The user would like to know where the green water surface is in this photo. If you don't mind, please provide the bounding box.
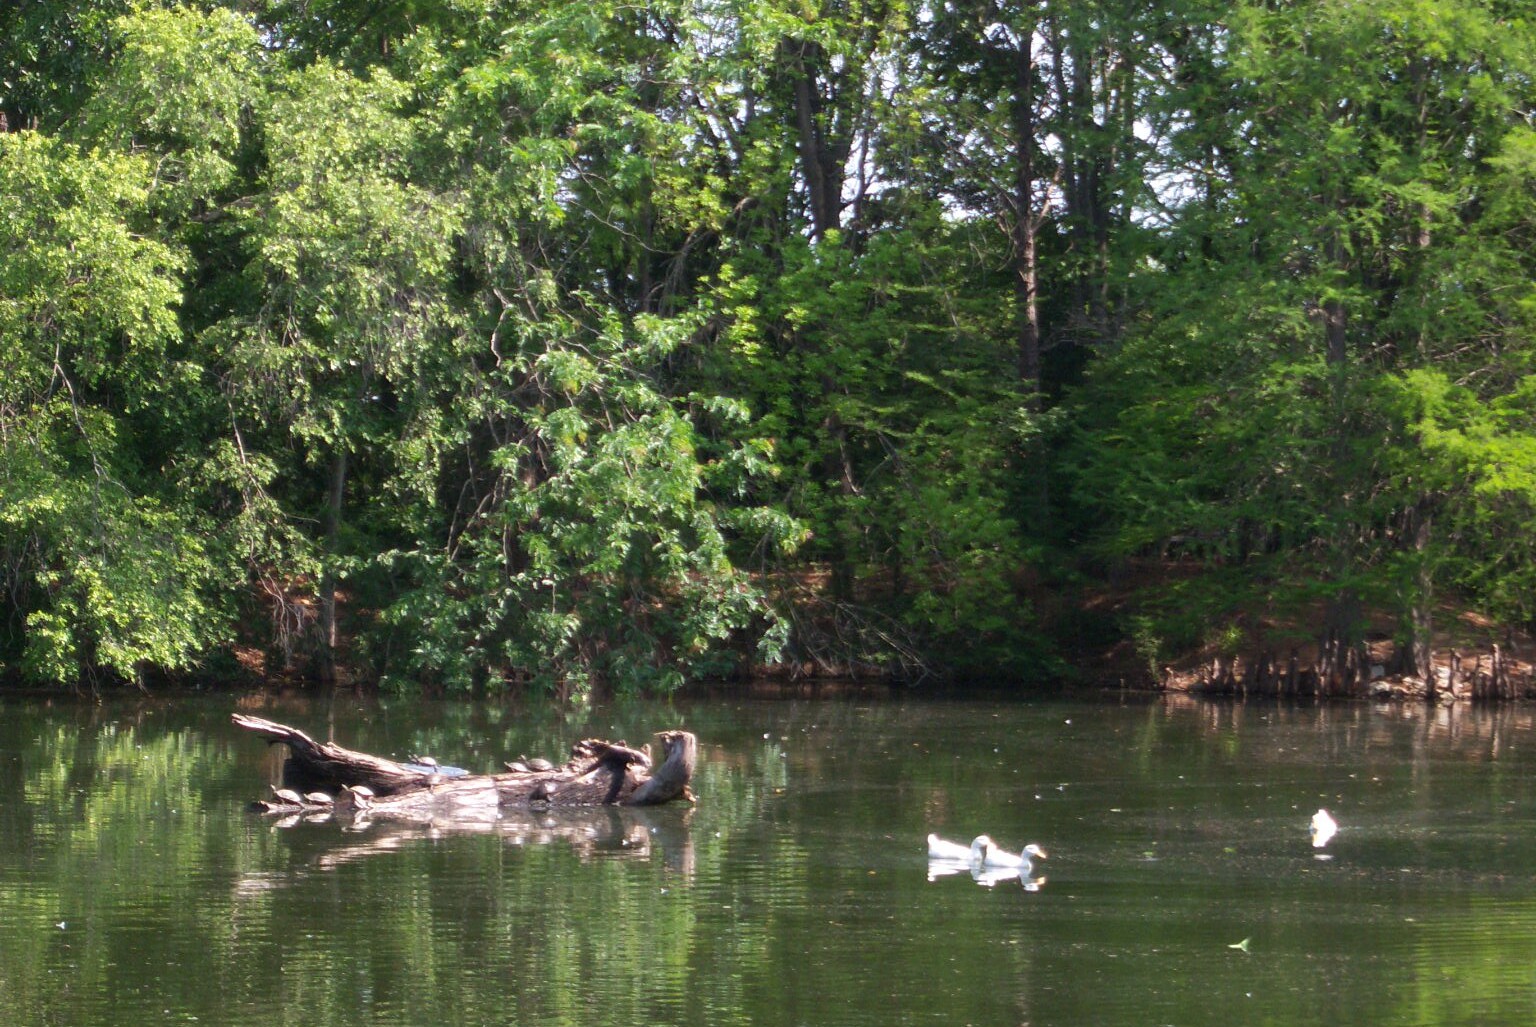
[2,693,1534,1026]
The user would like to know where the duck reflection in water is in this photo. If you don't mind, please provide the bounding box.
[926,859,1048,890]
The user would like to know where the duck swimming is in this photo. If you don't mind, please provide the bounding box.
[975,836,1049,870]
[927,833,988,863]
[1310,809,1338,848]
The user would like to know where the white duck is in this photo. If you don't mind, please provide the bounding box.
[927,833,988,863]
[975,836,1049,870]
[1310,809,1338,848]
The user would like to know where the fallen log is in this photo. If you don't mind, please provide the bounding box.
[232,714,697,821]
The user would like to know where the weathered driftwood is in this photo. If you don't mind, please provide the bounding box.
[233,713,696,821]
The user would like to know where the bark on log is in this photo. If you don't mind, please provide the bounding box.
[233,714,697,821]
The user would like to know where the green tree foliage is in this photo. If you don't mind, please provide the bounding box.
[0,0,153,131]
[0,132,227,686]
[5,0,1536,693]
[1070,0,1536,669]
[377,308,800,698]
[364,1,805,695]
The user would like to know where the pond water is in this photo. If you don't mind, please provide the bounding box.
[3,691,1536,1026]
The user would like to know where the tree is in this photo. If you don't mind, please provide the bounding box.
[0,132,227,686]
[342,0,806,695]
[1069,0,1536,686]
[0,0,150,131]
[219,59,462,681]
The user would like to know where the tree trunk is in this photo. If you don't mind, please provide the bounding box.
[316,447,348,685]
[1008,18,1052,527]
[1322,297,1348,366]
[1012,31,1041,394]
[786,39,844,241]
[1408,502,1435,682]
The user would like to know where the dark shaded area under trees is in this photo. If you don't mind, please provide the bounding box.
[4,0,1536,700]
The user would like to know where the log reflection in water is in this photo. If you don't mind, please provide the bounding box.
[240,803,696,886]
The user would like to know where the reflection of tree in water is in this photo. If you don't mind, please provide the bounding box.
[0,709,285,1024]
[20,699,1536,1026]
[1151,692,1536,766]
[221,709,801,1026]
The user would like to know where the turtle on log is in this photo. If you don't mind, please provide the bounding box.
[249,785,335,814]
[233,714,697,822]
